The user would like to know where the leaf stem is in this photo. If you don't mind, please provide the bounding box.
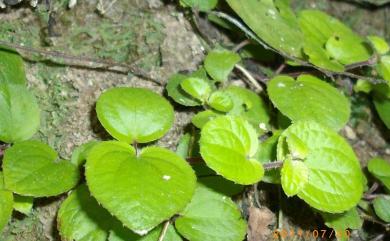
[157,220,170,241]
[235,64,264,92]
[263,161,284,171]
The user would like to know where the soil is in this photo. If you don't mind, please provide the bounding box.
[0,0,389,240]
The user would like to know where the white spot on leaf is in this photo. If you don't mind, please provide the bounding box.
[277,82,286,88]
[163,175,171,181]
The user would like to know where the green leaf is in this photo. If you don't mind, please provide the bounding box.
[277,121,364,213]
[166,74,202,106]
[225,85,270,132]
[181,77,212,102]
[0,172,13,233]
[367,158,390,190]
[200,116,264,184]
[377,55,390,83]
[255,131,281,183]
[0,47,26,85]
[180,0,218,11]
[13,195,33,215]
[226,0,304,58]
[192,110,221,129]
[368,35,389,55]
[204,49,240,82]
[85,141,196,234]
[299,10,371,68]
[208,91,233,112]
[322,208,363,231]
[268,74,350,130]
[373,96,390,129]
[373,195,390,222]
[281,157,309,197]
[198,176,244,196]
[0,83,40,143]
[354,79,373,94]
[96,87,174,143]
[3,140,79,197]
[71,141,99,168]
[175,184,247,241]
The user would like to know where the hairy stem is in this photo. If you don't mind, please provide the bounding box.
[263,161,284,170]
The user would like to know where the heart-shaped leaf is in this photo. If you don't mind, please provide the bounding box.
[85,141,196,234]
[368,158,390,190]
[0,47,26,85]
[268,74,350,131]
[373,195,390,222]
[175,184,247,241]
[96,87,174,144]
[58,184,183,241]
[0,172,13,233]
[0,83,40,143]
[277,121,364,213]
[225,85,270,132]
[3,141,80,197]
[204,49,240,82]
[226,0,304,58]
[200,116,264,184]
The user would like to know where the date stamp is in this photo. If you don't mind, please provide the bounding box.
[273,229,351,239]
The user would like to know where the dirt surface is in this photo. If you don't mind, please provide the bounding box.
[1,0,390,240]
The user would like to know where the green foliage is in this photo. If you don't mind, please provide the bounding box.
[13,195,34,215]
[277,121,364,213]
[96,87,174,144]
[181,77,212,102]
[200,116,264,184]
[368,158,390,190]
[208,91,233,112]
[373,195,390,222]
[192,110,221,128]
[175,184,247,241]
[322,208,363,231]
[0,83,40,143]
[180,0,218,11]
[167,74,203,106]
[281,157,309,197]
[85,141,196,234]
[204,49,241,82]
[2,141,79,197]
[0,172,13,233]
[70,141,99,168]
[367,35,389,55]
[268,74,350,130]
[0,48,26,85]
[255,131,281,183]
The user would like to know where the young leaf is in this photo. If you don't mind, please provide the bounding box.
[13,195,33,215]
[175,184,247,241]
[368,35,389,55]
[277,121,364,213]
[0,172,13,233]
[166,74,202,106]
[71,141,99,168]
[373,96,390,129]
[192,109,221,129]
[180,0,218,11]
[85,141,196,234]
[373,195,390,222]
[0,47,26,85]
[180,77,212,102]
[225,85,270,132]
[367,158,390,190]
[226,0,304,58]
[281,157,309,197]
[96,87,174,144]
[321,208,363,231]
[3,141,80,197]
[208,90,233,112]
[268,74,350,131]
[200,116,264,184]
[0,83,40,143]
[204,49,240,82]
[326,35,372,65]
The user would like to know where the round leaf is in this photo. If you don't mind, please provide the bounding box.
[204,49,240,82]
[200,116,264,184]
[166,74,202,106]
[3,141,80,197]
[0,83,40,143]
[175,184,247,241]
[208,90,233,112]
[0,48,26,85]
[373,195,390,222]
[96,87,174,143]
[277,121,364,213]
[268,74,350,131]
[180,77,212,102]
[281,158,309,197]
[367,158,390,190]
[85,141,196,234]
[0,172,13,233]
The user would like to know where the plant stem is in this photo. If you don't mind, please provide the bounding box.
[232,39,251,52]
[158,220,170,241]
[235,64,263,92]
[263,161,284,170]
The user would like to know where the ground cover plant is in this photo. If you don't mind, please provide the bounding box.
[1,0,390,240]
